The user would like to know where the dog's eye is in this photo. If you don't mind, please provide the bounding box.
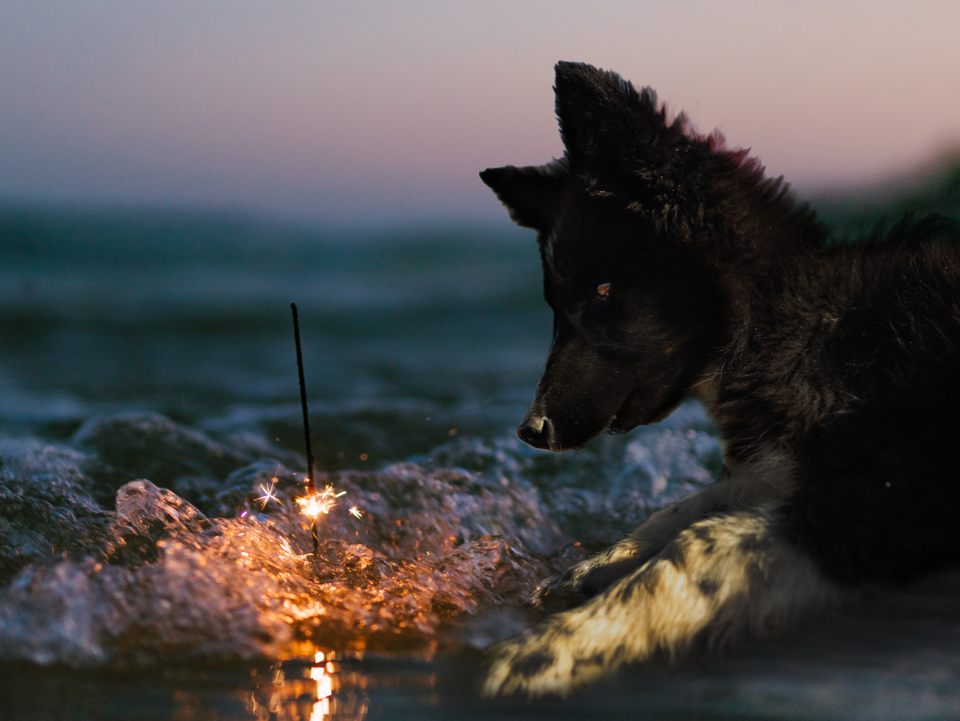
[595,283,611,300]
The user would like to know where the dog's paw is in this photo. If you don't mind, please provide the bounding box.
[532,545,647,610]
[486,505,842,698]
[482,635,565,698]
[481,619,608,698]
[530,565,589,611]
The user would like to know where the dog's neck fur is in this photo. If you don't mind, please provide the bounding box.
[682,170,839,462]
[701,192,960,465]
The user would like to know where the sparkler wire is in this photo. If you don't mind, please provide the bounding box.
[292,302,319,557]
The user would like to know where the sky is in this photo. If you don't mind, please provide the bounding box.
[1,1,959,228]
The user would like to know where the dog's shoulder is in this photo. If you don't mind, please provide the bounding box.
[712,215,960,456]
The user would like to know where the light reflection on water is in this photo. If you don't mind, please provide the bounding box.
[238,647,442,721]
[9,587,960,721]
[309,652,335,721]
[248,650,373,721]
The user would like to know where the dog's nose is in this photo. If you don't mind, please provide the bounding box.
[518,416,552,450]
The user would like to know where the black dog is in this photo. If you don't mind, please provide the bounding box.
[479,61,960,697]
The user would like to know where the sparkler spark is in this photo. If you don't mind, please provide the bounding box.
[296,495,324,518]
[295,481,362,524]
[296,484,343,518]
[255,478,284,509]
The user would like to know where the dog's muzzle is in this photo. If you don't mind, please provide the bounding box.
[517,415,554,450]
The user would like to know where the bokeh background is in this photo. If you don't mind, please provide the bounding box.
[3,4,960,720]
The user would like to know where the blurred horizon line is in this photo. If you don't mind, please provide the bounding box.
[1,144,958,237]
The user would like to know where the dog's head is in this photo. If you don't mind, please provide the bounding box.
[481,62,755,451]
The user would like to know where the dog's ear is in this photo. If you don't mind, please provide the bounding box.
[553,61,724,233]
[480,163,566,231]
[554,61,665,176]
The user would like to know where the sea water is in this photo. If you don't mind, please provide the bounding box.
[2,209,960,720]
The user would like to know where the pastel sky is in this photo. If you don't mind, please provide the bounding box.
[1,1,958,228]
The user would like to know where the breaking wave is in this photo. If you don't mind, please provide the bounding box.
[0,404,722,667]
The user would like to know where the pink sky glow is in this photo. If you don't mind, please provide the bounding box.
[1,1,958,227]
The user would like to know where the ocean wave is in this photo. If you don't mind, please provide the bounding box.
[0,404,721,666]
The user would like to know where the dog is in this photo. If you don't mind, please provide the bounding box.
[478,61,960,698]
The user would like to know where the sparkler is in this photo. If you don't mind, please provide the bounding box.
[292,302,320,557]
[292,304,362,564]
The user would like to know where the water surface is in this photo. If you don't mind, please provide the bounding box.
[2,208,960,719]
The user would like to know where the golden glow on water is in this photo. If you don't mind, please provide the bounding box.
[309,651,333,721]
[242,649,369,721]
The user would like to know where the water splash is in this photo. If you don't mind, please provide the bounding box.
[0,405,722,668]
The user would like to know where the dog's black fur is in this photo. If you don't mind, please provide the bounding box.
[479,61,960,697]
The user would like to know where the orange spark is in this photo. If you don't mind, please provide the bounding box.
[255,478,283,509]
[296,484,346,518]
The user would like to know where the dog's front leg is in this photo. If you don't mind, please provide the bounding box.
[534,445,799,607]
[534,472,733,607]
[488,503,841,698]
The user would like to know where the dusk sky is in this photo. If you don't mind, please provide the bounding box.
[2,1,959,228]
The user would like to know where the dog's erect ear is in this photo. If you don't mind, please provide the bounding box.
[554,61,664,174]
[553,61,729,234]
[480,163,566,231]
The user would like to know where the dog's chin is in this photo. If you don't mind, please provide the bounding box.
[540,415,618,452]
[538,393,673,451]
[534,385,688,452]
[608,387,685,434]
